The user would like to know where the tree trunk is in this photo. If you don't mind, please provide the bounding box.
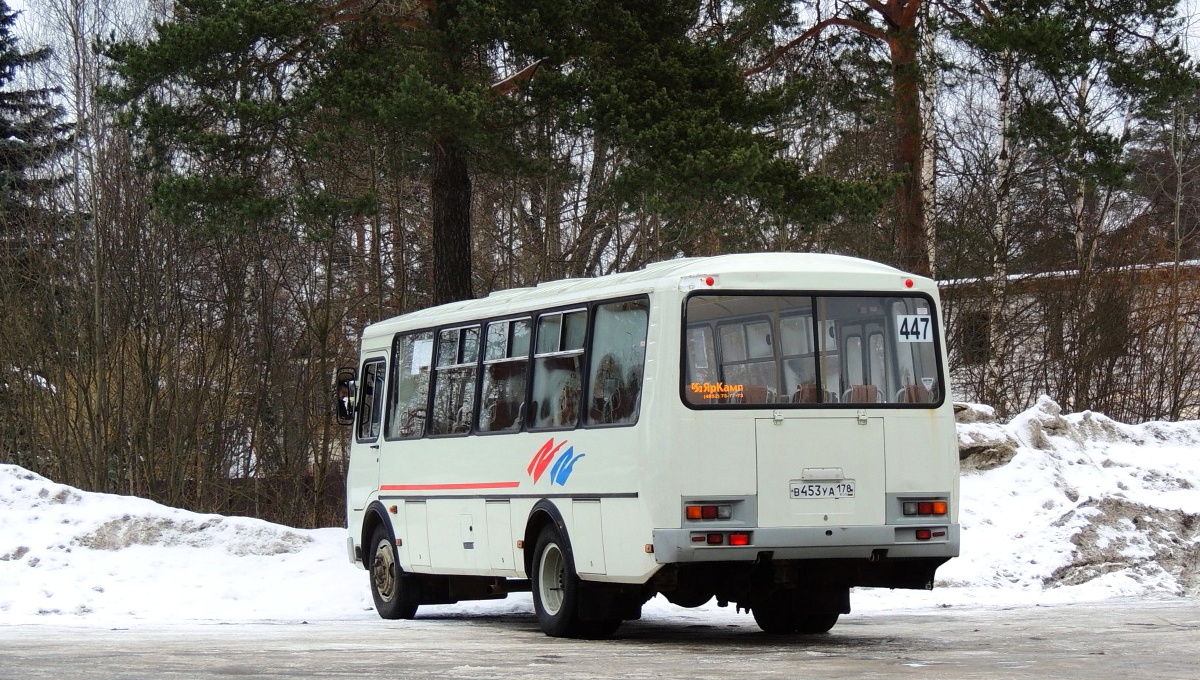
[889,21,930,276]
[919,5,938,274]
[430,137,474,305]
[987,49,1016,410]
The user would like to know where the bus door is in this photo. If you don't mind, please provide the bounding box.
[347,352,388,514]
[755,414,886,529]
[757,298,890,530]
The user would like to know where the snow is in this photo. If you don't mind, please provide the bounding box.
[1,397,1197,628]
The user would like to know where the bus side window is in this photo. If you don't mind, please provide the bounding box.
[587,299,649,425]
[386,331,433,440]
[531,310,586,429]
[357,359,386,442]
[479,318,531,433]
[430,326,481,436]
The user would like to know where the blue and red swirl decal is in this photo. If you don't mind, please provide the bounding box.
[527,438,584,486]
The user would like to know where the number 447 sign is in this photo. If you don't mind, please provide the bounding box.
[896,315,933,343]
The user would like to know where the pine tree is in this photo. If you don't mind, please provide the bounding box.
[0,0,71,237]
[104,0,886,308]
[0,0,72,468]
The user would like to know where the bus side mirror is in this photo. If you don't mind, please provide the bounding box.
[334,367,357,426]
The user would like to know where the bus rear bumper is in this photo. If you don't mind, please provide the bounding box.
[652,524,960,564]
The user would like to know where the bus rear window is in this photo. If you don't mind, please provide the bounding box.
[684,294,942,407]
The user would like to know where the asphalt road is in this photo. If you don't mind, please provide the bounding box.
[1,599,1197,679]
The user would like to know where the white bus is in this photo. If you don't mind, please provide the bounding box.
[337,253,959,638]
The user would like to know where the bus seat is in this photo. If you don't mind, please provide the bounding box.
[792,384,820,404]
[453,400,473,432]
[793,384,839,404]
[402,408,426,437]
[558,384,580,425]
[843,384,883,403]
[741,385,770,404]
[488,399,519,431]
[895,384,931,403]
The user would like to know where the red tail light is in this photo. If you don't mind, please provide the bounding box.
[903,499,949,517]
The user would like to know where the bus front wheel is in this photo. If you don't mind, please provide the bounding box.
[369,524,418,620]
[531,525,619,638]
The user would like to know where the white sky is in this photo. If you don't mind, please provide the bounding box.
[1,397,1197,627]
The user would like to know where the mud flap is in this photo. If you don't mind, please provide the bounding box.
[578,583,648,621]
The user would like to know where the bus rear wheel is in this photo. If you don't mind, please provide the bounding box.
[752,597,839,635]
[369,524,418,620]
[531,525,619,639]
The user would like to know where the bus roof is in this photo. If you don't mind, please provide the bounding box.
[362,252,931,340]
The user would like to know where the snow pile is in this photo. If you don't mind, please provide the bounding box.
[0,466,371,621]
[0,397,1197,625]
[946,396,1200,598]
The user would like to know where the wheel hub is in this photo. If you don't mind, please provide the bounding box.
[538,543,566,615]
[372,541,396,602]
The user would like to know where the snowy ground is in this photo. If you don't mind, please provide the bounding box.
[1,397,1197,627]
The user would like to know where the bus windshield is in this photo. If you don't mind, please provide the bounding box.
[684,294,942,407]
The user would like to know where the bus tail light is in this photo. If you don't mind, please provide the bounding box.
[903,499,948,517]
[913,529,946,541]
[685,504,732,521]
[690,532,753,547]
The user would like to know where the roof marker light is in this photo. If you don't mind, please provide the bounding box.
[679,275,720,291]
[904,278,915,288]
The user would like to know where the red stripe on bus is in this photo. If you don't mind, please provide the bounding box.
[380,482,521,491]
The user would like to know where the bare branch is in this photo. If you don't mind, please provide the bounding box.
[489,59,544,100]
[742,16,889,78]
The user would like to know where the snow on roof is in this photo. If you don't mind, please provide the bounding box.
[939,259,1200,291]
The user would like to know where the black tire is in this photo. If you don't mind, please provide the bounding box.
[531,524,582,637]
[530,525,619,638]
[751,597,798,634]
[752,596,839,635]
[794,610,840,634]
[579,617,622,639]
[369,523,418,620]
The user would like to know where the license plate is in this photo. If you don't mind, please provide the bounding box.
[790,481,855,499]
